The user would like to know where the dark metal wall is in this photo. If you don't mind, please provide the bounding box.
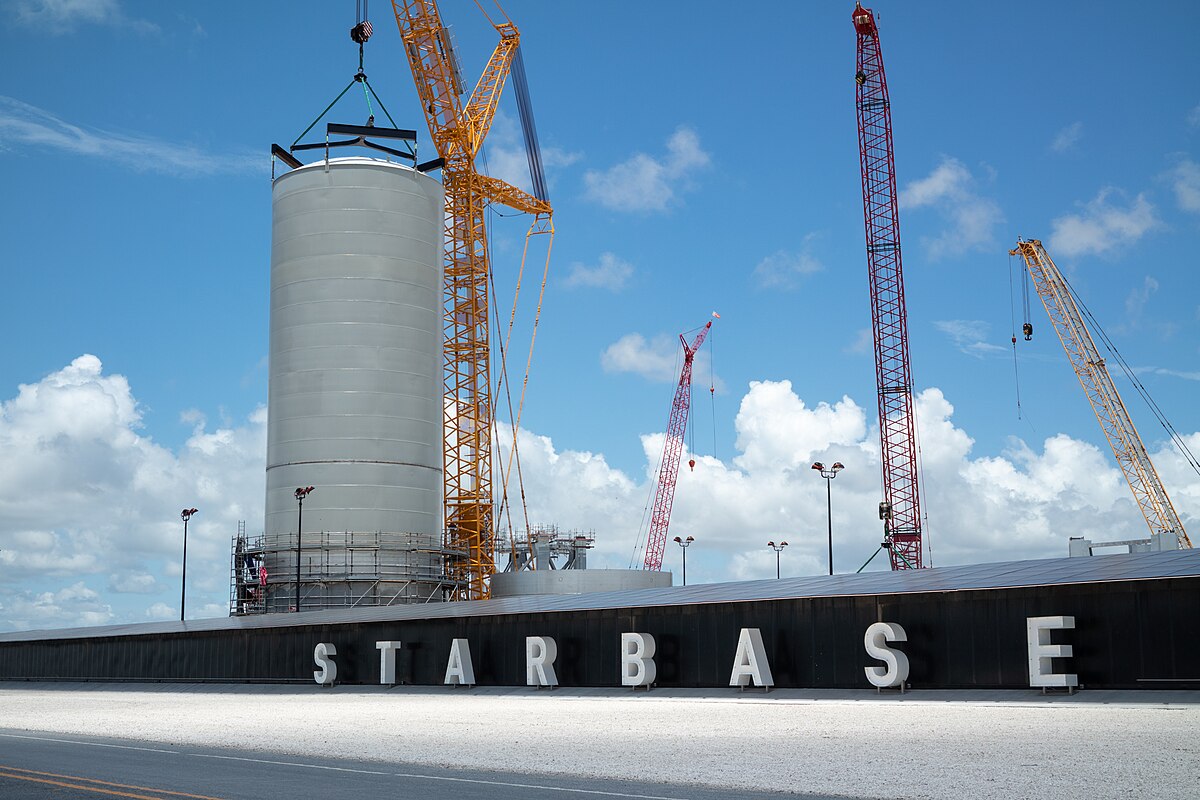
[2,578,1197,689]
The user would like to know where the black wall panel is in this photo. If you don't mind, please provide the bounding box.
[1,578,1197,690]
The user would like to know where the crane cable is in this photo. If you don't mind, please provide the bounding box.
[1007,252,1025,420]
[1060,272,1200,479]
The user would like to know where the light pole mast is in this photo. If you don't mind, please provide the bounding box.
[767,540,789,579]
[180,508,197,622]
[811,462,844,575]
[672,535,694,586]
[293,486,314,611]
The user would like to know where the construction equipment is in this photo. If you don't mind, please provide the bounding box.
[853,4,924,569]
[642,318,714,572]
[1010,239,1191,549]
[391,1,553,599]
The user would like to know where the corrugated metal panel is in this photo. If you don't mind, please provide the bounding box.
[3,549,1198,643]
[263,157,445,608]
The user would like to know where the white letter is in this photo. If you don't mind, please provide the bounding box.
[526,636,559,687]
[1027,616,1077,688]
[864,622,910,688]
[376,641,402,685]
[620,632,657,687]
[729,628,774,688]
[444,638,476,686]
[313,642,337,686]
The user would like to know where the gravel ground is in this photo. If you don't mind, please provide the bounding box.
[0,684,1196,799]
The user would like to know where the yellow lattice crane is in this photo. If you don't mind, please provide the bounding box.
[391,1,553,599]
[1010,239,1191,549]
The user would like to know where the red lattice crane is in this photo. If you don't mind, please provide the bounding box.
[642,319,713,572]
[854,4,923,569]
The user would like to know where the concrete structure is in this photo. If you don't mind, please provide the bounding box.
[260,156,448,611]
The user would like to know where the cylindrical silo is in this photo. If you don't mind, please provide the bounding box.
[263,156,445,611]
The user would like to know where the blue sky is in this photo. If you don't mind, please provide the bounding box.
[0,1,1198,630]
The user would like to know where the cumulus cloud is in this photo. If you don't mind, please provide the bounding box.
[1169,158,1200,213]
[0,356,266,632]
[1048,188,1159,258]
[564,252,633,291]
[1051,122,1083,153]
[601,333,683,383]
[482,111,580,197]
[5,359,1198,629]
[0,96,263,177]
[899,156,1004,259]
[505,380,1197,585]
[584,126,710,212]
[843,327,873,355]
[753,236,825,290]
[1124,276,1159,327]
[600,331,718,388]
[12,0,158,33]
[933,319,1008,358]
[0,583,114,631]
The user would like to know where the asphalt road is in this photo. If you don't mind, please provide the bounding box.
[0,729,837,800]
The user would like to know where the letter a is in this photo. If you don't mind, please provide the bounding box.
[445,638,476,686]
[729,628,774,688]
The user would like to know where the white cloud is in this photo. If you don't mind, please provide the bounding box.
[584,126,710,212]
[0,96,263,177]
[933,319,1008,358]
[482,111,580,198]
[13,0,158,34]
[564,252,633,291]
[753,236,824,290]
[5,360,1198,630]
[144,602,175,620]
[0,583,114,631]
[844,327,873,355]
[107,572,159,594]
[1051,122,1083,153]
[899,156,1004,259]
[1124,276,1159,325]
[1169,158,1200,213]
[600,334,682,383]
[0,355,266,632]
[1048,188,1159,258]
[506,380,1197,585]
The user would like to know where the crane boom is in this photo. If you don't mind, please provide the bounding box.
[1010,239,1191,549]
[854,4,923,569]
[392,1,552,600]
[643,320,712,572]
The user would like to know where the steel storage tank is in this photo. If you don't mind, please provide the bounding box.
[263,156,445,611]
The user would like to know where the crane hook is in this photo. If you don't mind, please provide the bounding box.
[688,458,696,472]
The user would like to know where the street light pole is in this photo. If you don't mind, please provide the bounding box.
[767,540,788,579]
[672,535,694,586]
[294,486,314,611]
[180,508,197,622]
[811,461,844,576]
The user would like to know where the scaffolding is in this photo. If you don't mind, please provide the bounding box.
[502,525,596,572]
[230,523,463,615]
